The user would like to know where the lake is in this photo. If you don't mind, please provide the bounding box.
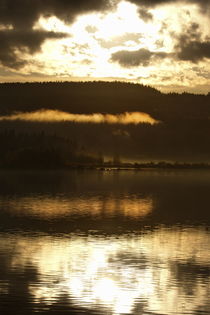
[0,169,209,315]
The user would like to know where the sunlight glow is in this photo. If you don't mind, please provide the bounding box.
[95,2,141,39]
[94,278,118,302]
[34,16,72,34]
[7,0,210,92]
[1,227,209,314]
[30,0,165,79]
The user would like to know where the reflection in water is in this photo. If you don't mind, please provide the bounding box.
[1,195,152,219]
[0,227,210,315]
[0,170,210,314]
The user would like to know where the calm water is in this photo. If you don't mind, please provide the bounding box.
[0,169,210,315]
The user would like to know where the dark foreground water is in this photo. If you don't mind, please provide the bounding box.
[0,169,209,315]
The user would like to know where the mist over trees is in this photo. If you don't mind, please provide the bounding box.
[0,81,210,167]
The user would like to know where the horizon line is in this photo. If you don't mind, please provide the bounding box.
[0,79,208,96]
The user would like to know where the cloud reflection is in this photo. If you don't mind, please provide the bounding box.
[0,227,210,314]
[3,195,153,219]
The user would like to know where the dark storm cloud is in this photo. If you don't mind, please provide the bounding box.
[0,0,112,69]
[111,48,169,67]
[177,40,210,62]
[127,0,210,9]
[0,0,111,29]
[127,0,177,6]
[175,23,210,62]
[180,22,201,41]
[111,42,210,68]
[0,30,67,68]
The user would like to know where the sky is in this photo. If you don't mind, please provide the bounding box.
[0,0,210,93]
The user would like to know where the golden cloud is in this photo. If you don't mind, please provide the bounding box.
[0,109,159,125]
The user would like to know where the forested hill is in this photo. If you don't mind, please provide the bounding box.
[0,81,161,116]
[0,81,210,123]
[1,81,210,165]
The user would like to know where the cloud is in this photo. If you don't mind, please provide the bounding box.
[0,30,67,69]
[0,0,112,69]
[0,109,159,125]
[127,0,210,9]
[111,23,210,67]
[192,67,210,79]
[138,8,153,21]
[111,48,170,67]
[127,0,173,5]
[99,33,142,49]
[175,23,210,62]
[86,25,98,34]
[177,40,210,62]
[0,0,111,29]
[127,0,176,7]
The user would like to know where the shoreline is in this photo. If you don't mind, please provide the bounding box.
[1,163,210,171]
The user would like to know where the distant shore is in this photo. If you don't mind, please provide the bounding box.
[1,162,210,171]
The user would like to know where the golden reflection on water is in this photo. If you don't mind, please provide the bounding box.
[1,227,210,315]
[3,195,153,218]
